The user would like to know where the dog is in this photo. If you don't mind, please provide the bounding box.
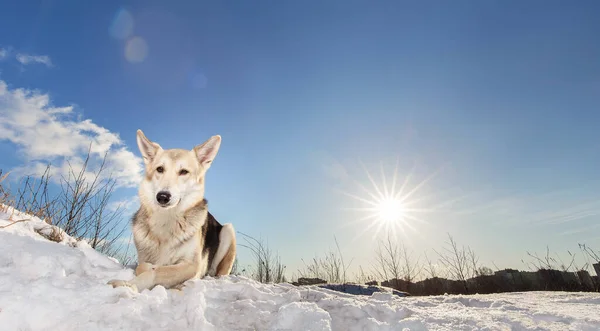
[107,129,236,292]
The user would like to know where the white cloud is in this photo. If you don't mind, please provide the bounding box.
[0,80,143,188]
[0,48,7,60]
[108,195,139,214]
[15,53,53,67]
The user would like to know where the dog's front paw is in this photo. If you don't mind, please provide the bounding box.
[107,279,139,292]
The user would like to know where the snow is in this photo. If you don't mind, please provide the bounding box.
[1,206,600,331]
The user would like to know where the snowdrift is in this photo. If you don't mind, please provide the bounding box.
[1,206,599,331]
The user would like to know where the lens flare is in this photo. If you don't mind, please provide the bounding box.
[125,37,148,63]
[109,9,134,40]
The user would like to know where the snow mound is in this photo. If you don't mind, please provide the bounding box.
[1,207,600,330]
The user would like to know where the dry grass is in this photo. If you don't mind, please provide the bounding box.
[238,231,287,283]
[0,170,12,211]
[0,147,131,260]
[295,236,351,284]
[35,226,65,243]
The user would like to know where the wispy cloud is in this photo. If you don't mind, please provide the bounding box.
[0,80,143,188]
[311,150,349,182]
[0,46,53,67]
[561,222,600,237]
[451,187,600,230]
[15,53,53,67]
[108,195,139,214]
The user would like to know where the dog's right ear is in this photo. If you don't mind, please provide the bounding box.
[136,129,162,165]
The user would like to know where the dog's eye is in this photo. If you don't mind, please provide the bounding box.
[179,169,189,176]
[156,166,164,173]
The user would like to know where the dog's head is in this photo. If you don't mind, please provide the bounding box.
[136,129,221,212]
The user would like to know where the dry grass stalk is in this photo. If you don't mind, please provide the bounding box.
[0,218,30,229]
[35,226,64,243]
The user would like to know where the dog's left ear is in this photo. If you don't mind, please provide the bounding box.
[194,135,221,169]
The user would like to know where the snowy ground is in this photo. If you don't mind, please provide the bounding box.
[1,206,600,331]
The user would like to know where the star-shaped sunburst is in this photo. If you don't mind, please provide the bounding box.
[338,158,444,241]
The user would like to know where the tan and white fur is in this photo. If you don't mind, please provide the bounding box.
[107,129,236,292]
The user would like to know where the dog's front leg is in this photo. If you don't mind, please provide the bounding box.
[150,261,199,290]
[135,262,155,276]
[109,261,199,292]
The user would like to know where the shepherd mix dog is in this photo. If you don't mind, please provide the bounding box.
[108,129,236,292]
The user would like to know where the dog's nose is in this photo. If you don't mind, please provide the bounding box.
[156,191,171,205]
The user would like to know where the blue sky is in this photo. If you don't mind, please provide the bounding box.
[1,0,600,278]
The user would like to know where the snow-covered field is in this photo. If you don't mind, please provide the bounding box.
[1,206,599,331]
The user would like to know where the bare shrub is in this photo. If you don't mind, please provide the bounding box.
[373,235,402,284]
[525,246,554,270]
[400,242,422,283]
[577,244,600,280]
[523,246,574,271]
[423,251,446,279]
[52,148,127,255]
[434,233,480,292]
[0,170,12,209]
[467,247,493,277]
[13,165,57,223]
[558,251,577,272]
[354,265,377,284]
[296,236,351,284]
[579,244,600,264]
[238,231,286,283]
[0,145,130,261]
[372,234,422,287]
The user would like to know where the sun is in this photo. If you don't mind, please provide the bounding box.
[377,197,406,223]
[337,159,444,240]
